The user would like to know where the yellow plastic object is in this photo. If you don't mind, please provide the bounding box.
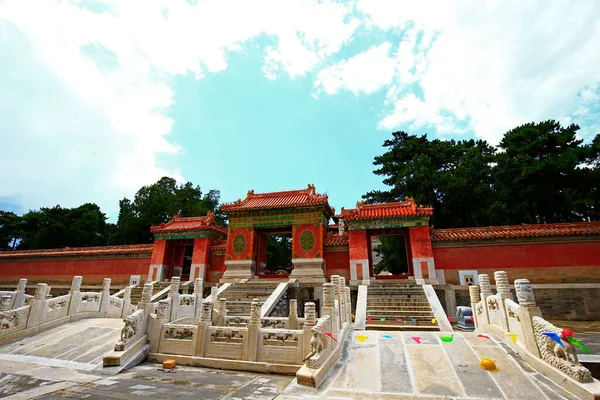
[163,359,176,369]
[480,358,498,372]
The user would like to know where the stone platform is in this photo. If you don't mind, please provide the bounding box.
[0,318,123,372]
[282,330,582,399]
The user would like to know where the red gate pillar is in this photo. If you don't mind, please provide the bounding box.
[190,237,212,281]
[349,229,370,284]
[148,240,174,282]
[407,225,436,281]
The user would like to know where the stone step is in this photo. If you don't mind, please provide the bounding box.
[366,311,434,316]
[365,324,440,331]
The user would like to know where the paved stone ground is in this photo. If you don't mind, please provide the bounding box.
[282,330,583,399]
[0,361,294,399]
[0,319,594,399]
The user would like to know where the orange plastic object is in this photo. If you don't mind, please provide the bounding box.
[163,360,176,369]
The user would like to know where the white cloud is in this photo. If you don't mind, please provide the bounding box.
[355,0,600,143]
[0,0,358,217]
[314,42,396,96]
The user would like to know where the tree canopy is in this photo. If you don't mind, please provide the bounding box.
[111,177,224,244]
[366,120,600,228]
[0,177,223,250]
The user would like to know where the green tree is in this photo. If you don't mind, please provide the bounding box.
[373,235,409,275]
[112,177,223,244]
[364,131,498,228]
[265,234,293,273]
[17,203,109,249]
[493,121,600,224]
[0,211,23,250]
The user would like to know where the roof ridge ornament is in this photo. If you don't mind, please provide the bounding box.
[247,189,255,196]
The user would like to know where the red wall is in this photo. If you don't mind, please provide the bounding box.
[324,248,350,281]
[208,252,226,282]
[348,230,368,260]
[0,256,151,286]
[408,226,434,258]
[433,240,600,283]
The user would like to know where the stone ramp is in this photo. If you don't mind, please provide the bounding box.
[282,330,581,399]
[0,318,122,371]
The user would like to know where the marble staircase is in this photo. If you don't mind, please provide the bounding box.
[220,281,279,316]
[129,281,171,305]
[365,283,440,331]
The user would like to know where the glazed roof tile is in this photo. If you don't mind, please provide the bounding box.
[340,198,433,221]
[431,221,600,242]
[222,184,332,213]
[151,212,228,235]
[0,244,153,259]
[324,232,348,246]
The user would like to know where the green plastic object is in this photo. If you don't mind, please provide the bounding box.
[440,334,454,343]
[569,337,593,354]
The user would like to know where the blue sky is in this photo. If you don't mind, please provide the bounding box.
[1,0,600,221]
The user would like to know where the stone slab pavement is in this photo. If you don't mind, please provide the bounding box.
[0,361,294,399]
[282,330,583,399]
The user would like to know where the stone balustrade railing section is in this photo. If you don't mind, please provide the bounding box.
[145,276,351,387]
[0,275,135,341]
[472,271,593,383]
[0,279,29,311]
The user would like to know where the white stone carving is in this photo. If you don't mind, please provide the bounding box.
[514,279,536,307]
[532,316,592,382]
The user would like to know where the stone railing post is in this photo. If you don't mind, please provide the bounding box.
[137,283,154,333]
[169,277,181,321]
[193,278,203,317]
[469,285,480,328]
[288,299,298,329]
[478,274,492,301]
[122,286,132,317]
[14,278,27,308]
[322,282,337,336]
[303,302,317,357]
[331,275,343,324]
[211,285,218,304]
[99,278,111,314]
[68,276,83,315]
[345,286,351,323]
[514,279,542,357]
[215,298,228,326]
[149,299,170,353]
[246,298,262,362]
[27,283,48,328]
[195,300,212,357]
[494,271,513,331]
[339,277,348,323]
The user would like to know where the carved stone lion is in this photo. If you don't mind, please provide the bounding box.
[0,312,14,329]
[120,316,136,341]
[532,316,592,383]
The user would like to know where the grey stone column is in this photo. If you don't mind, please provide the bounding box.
[494,271,513,331]
[193,278,203,317]
[246,298,262,362]
[469,285,481,328]
[14,278,27,308]
[100,278,111,314]
[169,277,181,321]
[122,286,132,317]
[27,283,48,328]
[514,279,536,307]
[195,300,212,357]
[288,299,298,329]
[478,274,492,301]
[68,276,82,315]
